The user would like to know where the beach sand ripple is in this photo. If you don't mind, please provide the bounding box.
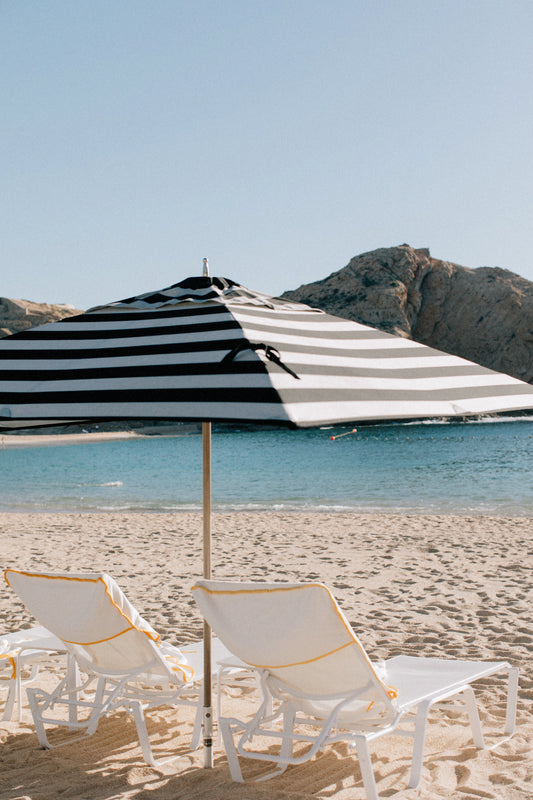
[1,512,531,799]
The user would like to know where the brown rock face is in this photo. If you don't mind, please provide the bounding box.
[282,245,533,384]
[0,297,81,337]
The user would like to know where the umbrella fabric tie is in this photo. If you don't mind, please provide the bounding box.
[222,342,300,380]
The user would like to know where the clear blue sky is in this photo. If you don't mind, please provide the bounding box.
[1,0,532,310]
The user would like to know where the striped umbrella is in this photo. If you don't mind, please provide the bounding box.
[1,266,533,764]
[2,271,533,428]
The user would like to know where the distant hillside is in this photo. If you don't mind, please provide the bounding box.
[0,297,80,337]
[282,244,533,384]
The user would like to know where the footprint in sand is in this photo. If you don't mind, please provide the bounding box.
[455,762,471,784]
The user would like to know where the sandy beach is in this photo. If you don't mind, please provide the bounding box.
[0,426,196,449]
[0,431,142,448]
[1,511,531,799]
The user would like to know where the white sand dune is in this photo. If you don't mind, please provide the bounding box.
[1,512,531,799]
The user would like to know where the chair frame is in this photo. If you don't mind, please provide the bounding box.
[1,626,66,722]
[192,579,519,800]
[27,639,202,768]
[4,569,210,768]
[220,658,518,799]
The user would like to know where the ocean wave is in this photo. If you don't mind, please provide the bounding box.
[73,481,124,488]
[401,414,533,427]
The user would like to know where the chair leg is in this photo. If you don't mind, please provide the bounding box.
[66,656,80,729]
[27,688,53,749]
[279,706,295,764]
[254,705,295,782]
[463,686,485,749]
[219,718,244,782]
[131,698,197,769]
[504,667,519,737]
[130,699,159,768]
[15,654,23,722]
[354,735,379,800]
[2,678,17,722]
[460,667,519,753]
[86,677,106,736]
[484,666,519,750]
[408,699,431,790]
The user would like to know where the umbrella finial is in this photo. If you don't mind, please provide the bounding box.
[203,258,209,277]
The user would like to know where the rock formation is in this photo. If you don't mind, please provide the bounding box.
[0,297,80,338]
[282,245,533,384]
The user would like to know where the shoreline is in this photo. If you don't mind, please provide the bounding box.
[1,506,533,518]
[0,430,140,447]
[0,428,202,448]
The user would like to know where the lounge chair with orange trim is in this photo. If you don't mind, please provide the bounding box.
[1,625,66,722]
[4,569,233,767]
[192,579,518,800]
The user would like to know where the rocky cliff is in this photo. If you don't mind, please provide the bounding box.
[282,245,533,384]
[0,297,80,337]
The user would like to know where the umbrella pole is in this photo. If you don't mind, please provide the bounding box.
[202,421,213,768]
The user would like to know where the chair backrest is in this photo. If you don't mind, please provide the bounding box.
[4,569,176,677]
[192,579,398,720]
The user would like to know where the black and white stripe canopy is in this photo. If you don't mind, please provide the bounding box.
[1,275,533,430]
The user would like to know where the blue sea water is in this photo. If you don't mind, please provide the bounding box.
[1,417,532,515]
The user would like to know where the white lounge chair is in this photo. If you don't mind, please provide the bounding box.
[192,579,519,800]
[1,625,66,722]
[4,569,232,767]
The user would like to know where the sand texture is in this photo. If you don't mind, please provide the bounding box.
[0,512,531,799]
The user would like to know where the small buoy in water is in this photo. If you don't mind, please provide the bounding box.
[330,428,357,441]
